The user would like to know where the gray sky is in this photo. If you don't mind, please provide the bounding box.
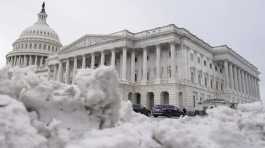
[0,0,264,99]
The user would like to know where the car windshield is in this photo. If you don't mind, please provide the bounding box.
[133,104,141,109]
[153,105,175,109]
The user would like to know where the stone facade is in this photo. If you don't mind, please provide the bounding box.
[6,4,261,110]
[47,25,261,110]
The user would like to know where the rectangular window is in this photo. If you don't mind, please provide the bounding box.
[190,53,194,61]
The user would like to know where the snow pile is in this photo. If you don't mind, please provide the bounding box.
[0,66,124,147]
[0,94,46,148]
[0,66,264,148]
[67,102,265,148]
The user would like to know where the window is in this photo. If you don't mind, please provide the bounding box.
[147,56,149,61]
[197,57,201,64]
[204,60,207,66]
[29,43,32,49]
[39,44,41,49]
[135,57,137,62]
[190,53,194,61]
[198,71,202,85]
[169,51,171,57]
[210,63,212,69]
[210,79,213,89]
[167,66,171,78]
[34,44,37,49]
[43,44,47,50]
[216,80,219,90]
[204,75,208,88]
[215,66,218,72]
[191,68,195,83]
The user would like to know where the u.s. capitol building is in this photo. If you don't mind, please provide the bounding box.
[5,4,261,110]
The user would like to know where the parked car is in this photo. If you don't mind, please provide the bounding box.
[132,104,151,116]
[152,105,183,117]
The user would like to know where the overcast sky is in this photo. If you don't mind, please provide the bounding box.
[0,0,264,99]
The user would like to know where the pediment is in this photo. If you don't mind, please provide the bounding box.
[61,35,121,52]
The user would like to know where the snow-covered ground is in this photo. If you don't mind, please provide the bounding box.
[0,66,264,148]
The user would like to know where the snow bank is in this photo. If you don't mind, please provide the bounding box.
[0,66,124,147]
[67,102,265,148]
[0,66,264,148]
[0,94,47,148]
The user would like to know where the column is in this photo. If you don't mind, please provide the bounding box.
[240,70,244,94]
[241,71,246,95]
[156,44,161,82]
[29,56,32,66]
[73,56,78,80]
[142,47,147,82]
[91,53,95,69]
[229,63,234,90]
[82,55,86,69]
[245,73,249,96]
[237,68,242,93]
[257,79,260,99]
[224,61,229,89]
[233,65,238,91]
[18,56,21,66]
[65,59,70,84]
[253,77,257,98]
[250,76,254,97]
[122,47,127,81]
[34,56,38,66]
[100,51,105,66]
[247,74,250,96]
[23,55,27,66]
[249,75,253,97]
[170,42,176,81]
[54,65,57,80]
[40,56,44,67]
[11,56,14,66]
[111,49,116,67]
[57,61,63,82]
[243,72,247,95]
[13,56,16,66]
[130,50,135,82]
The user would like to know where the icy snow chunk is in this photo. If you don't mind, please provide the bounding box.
[0,66,40,99]
[0,94,47,148]
[19,66,122,133]
[73,66,122,129]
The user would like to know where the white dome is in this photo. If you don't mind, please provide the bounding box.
[19,23,60,43]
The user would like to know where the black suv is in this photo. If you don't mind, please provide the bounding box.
[132,104,151,116]
[152,105,183,117]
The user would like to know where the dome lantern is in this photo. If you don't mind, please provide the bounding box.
[37,2,48,25]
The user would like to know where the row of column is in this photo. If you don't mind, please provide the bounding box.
[224,61,260,99]
[49,41,178,84]
[6,55,46,67]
